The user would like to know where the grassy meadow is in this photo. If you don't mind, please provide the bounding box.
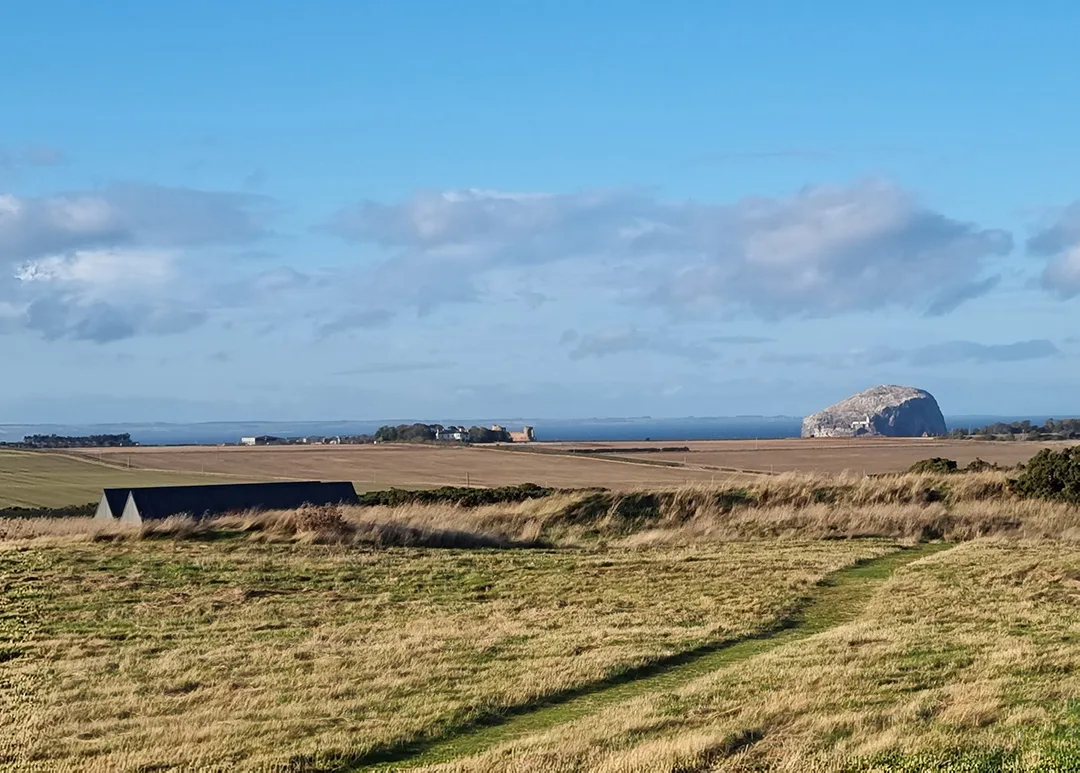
[432,541,1080,772]
[2,452,1080,770]
[0,524,889,771]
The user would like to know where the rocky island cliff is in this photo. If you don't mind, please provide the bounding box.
[802,385,947,438]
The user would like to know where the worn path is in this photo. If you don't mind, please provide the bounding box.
[341,542,952,771]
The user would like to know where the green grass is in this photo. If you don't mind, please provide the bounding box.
[430,540,1080,772]
[0,449,248,507]
[357,544,951,770]
[0,536,888,772]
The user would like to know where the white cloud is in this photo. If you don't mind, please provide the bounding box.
[328,179,1012,318]
[1041,245,1080,299]
[1028,203,1080,298]
[0,184,274,264]
[17,249,174,292]
[0,184,277,343]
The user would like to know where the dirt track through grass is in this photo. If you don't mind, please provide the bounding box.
[349,542,953,771]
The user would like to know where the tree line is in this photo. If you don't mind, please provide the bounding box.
[948,418,1080,440]
[1,433,136,449]
[373,423,511,444]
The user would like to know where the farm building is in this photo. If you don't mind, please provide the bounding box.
[509,426,535,443]
[239,435,283,446]
[95,487,132,521]
[95,481,359,525]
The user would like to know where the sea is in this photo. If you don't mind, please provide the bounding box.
[0,415,1061,446]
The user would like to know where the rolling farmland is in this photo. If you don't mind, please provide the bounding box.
[5,438,1074,509]
[543,437,1079,475]
[0,450,248,508]
[72,443,749,493]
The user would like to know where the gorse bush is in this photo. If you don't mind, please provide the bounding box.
[964,457,1004,473]
[908,457,959,475]
[1011,447,1080,504]
[0,502,96,519]
[357,483,565,508]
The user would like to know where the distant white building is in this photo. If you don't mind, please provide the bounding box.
[239,435,281,446]
[435,427,469,442]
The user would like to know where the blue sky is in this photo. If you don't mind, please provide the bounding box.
[3,1,1080,422]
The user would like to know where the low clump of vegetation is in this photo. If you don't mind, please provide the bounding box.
[908,457,959,475]
[0,502,95,519]
[0,536,886,771]
[907,457,1008,475]
[1011,446,1080,505]
[356,482,568,508]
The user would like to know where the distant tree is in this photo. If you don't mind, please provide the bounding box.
[467,426,511,444]
[374,425,399,442]
[375,424,437,443]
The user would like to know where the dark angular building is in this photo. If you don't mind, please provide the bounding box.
[95,481,358,525]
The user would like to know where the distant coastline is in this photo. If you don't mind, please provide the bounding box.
[0,414,1069,446]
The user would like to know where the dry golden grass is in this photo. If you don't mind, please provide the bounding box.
[4,468,1078,770]
[429,540,1080,772]
[5,469,1072,547]
[0,532,888,772]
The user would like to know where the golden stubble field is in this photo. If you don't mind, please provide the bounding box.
[0,450,249,508]
[84,438,1073,481]
[4,438,1073,508]
[73,443,745,492]
[546,437,1079,475]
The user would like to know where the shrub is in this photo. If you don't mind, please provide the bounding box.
[0,502,96,519]
[1011,447,1080,504]
[908,457,958,475]
[964,457,1002,473]
[357,483,561,508]
[294,503,351,536]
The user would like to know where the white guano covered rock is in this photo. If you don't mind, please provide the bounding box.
[802,385,947,438]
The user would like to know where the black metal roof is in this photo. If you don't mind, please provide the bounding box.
[117,480,358,521]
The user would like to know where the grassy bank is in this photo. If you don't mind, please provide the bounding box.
[2,469,1078,771]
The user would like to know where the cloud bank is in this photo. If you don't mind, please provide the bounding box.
[0,185,274,341]
[1029,202,1080,299]
[328,180,1013,319]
